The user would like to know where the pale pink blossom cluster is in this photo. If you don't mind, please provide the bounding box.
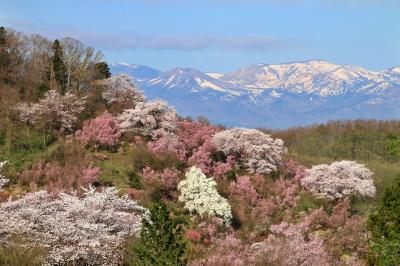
[301,160,376,199]
[0,186,148,265]
[118,100,178,138]
[213,128,287,174]
[102,74,145,104]
[15,90,86,131]
[75,111,121,148]
[256,222,331,266]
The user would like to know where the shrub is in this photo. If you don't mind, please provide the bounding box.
[75,111,121,149]
[178,167,232,224]
[129,203,187,266]
[0,186,148,265]
[301,160,376,200]
[213,128,287,174]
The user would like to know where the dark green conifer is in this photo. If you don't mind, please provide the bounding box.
[129,203,187,266]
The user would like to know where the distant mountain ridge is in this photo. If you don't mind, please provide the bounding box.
[110,60,400,128]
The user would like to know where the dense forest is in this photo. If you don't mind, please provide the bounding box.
[0,27,399,266]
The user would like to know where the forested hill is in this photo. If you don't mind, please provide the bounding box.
[0,27,399,266]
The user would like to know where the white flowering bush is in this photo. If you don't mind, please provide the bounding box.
[301,160,376,200]
[15,90,86,131]
[118,100,178,138]
[102,74,145,104]
[213,128,287,174]
[0,161,9,191]
[178,167,232,224]
[0,186,149,265]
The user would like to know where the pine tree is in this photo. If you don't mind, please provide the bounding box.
[51,39,67,94]
[95,62,111,79]
[368,177,400,265]
[128,203,187,266]
[0,26,10,80]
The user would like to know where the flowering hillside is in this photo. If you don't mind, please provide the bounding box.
[0,28,399,265]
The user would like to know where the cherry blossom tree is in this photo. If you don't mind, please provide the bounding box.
[118,100,178,138]
[0,186,148,265]
[213,128,287,174]
[75,111,121,148]
[102,74,145,105]
[301,160,376,200]
[178,167,232,224]
[15,90,86,131]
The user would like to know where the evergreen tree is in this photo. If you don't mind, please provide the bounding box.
[95,62,111,79]
[51,39,67,94]
[128,203,187,266]
[0,26,10,80]
[368,177,400,265]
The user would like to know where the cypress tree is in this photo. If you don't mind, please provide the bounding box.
[51,39,67,94]
[129,203,187,266]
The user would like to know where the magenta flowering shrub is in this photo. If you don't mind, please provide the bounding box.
[148,120,236,176]
[82,166,101,183]
[189,234,251,266]
[75,111,121,148]
[141,166,181,191]
[19,160,100,194]
[229,176,259,206]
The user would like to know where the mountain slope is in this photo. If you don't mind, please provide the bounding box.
[110,61,400,128]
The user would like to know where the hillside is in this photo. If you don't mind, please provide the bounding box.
[0,27,399,266]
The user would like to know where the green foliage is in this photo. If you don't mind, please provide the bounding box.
[0,242,44,266]
[51,39,67,94]
[33,83,50,101]
[95,62,111,79]
[368,177,400,265]
[128,170,143,189]
[128,203,187,266]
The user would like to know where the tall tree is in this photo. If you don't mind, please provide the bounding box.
[129,203,187,266]
[368,177,400,265]
[0,27,9,81]
[51,39,67,94]
[95,62,111,79]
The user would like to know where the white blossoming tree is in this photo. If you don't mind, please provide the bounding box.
[15,90,86,131]
[213,128,287,174]
[102,74,145,105]
[178,167,232,224]
[118,99,178,139]
[300,160,376,200]
[0,186,149,265]
[0,161,9,191]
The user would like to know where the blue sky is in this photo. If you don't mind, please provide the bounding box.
[0,0,399,73]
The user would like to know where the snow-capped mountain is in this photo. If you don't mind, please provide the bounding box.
[110,61,400,128]
[110,63,162,83]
